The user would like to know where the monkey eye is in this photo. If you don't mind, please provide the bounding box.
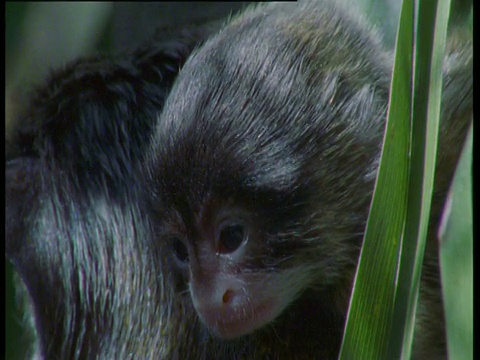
[171,237,189,264]
[217,223,247,254]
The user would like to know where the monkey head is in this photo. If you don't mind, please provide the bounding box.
[144,0,391,341]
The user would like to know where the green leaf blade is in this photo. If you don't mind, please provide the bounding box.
[389,0,451,357]
[339,0,414,358]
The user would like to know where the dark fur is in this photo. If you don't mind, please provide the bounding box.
[145,2,472,359]
[5,1,472,359]
[5,26,215,359]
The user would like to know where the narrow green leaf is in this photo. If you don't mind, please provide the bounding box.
[439,125,473,360]
[388,0,451,358]
[338,0,414,358]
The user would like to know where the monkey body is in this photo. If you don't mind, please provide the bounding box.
[6,27,216,359]
[146,1,472,359]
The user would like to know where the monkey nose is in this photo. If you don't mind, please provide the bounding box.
[222,289,235,304]
[196,276,243,308]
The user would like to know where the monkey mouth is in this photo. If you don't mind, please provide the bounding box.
[199,300,277,339]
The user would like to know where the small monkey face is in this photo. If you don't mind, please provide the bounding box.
[160,202,310,339]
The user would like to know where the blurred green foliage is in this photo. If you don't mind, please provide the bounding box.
[440,125,473,360]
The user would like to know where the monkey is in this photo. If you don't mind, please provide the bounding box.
[143,1,472,359]
[5,1,471,359]
[5,24,219,359]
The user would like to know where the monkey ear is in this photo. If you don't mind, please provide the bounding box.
[5,157,40,263]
